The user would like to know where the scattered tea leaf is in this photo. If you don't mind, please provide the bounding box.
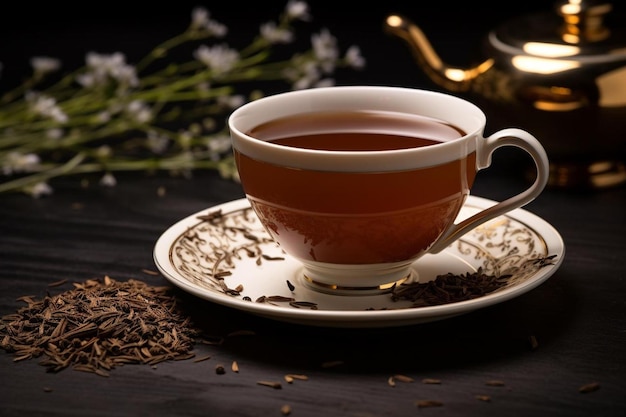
[485,380,505,387]
[415,400,443,408]
[393,374,414,383]
[262,255,285,261]
[289,301,318,309]
[285,374,308,383]
[422,378,441,384]
[47,279,68,288]
[579,382,600,393]
[257,380,282,389]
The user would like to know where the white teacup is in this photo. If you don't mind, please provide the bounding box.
[228,86,549,294]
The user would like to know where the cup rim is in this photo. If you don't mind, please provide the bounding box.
[228,86,486,172]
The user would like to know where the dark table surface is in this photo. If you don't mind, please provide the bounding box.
[1,1,625,416]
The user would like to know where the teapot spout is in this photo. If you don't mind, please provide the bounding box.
[384,14,493,92]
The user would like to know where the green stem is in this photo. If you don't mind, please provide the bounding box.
[0,152,86,193]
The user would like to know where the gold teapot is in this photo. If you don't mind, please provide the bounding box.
[385,0,626,189]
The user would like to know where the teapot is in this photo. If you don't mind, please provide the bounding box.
[385,0,626,189]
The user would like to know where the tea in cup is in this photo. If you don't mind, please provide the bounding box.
[228,86,549,294]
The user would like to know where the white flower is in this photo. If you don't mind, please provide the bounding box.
[284,60,322,90]
[30,57,61,76]
[96,111,112,123]
[314,78,335,88]
[45,128,64,139]
[147,131,170,154]
[286,1,310,21]
[99,172,117,187]
[217,94,245,109]
[193,44,239,75]
[75,73,96,88]
[260,22,294,44]
[2,152,40,175]
[190,7,227,37]
[96,145,112,159]
[195,81,211,92]
[345,46,366,69]
[50,107,68,123]
[125,100,152,123]
[312,29,339,73]
[205,20,228,37]
[24,182,53,198]
[207,135,232,161]
[191,7,210,29]
[77,52,139,89]
[25,92,68,123]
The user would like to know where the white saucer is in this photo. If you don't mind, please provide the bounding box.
[153,196,565,328]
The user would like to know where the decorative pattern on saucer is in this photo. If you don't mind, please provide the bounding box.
[168,201,555,309]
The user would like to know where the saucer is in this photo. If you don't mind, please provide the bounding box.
[153,196,565,328]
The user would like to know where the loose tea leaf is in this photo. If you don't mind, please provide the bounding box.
[284,374,308,383]
[422,378,441,384]
[0,276,201,376]
[391,268,511,306]
[257,380,282,389]
[415,400,443,408]
[579,382,600,393]
[391,255,557,307]
[485,380,506,387]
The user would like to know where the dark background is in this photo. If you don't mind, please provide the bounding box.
[2,2,625,417]
[1,0,553,92]
[0,0,561,174]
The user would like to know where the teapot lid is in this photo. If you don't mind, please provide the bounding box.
[491,1,626,61]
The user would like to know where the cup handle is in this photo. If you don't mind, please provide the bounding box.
[427,128,550,254]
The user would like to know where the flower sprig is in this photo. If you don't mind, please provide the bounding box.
[0,1,365,197]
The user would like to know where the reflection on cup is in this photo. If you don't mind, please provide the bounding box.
[228,86,549,295]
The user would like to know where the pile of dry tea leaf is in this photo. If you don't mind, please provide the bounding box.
[0,276,200,377]
[390,256,558,307]
[390,268,510,307]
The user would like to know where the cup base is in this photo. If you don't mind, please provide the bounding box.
[301,272,417,296]
[298,258,420,296]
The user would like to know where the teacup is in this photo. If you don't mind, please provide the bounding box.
[228,86,549,294]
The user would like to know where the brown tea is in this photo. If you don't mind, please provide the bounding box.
[247,110,464,150]
[235,110,476,264]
